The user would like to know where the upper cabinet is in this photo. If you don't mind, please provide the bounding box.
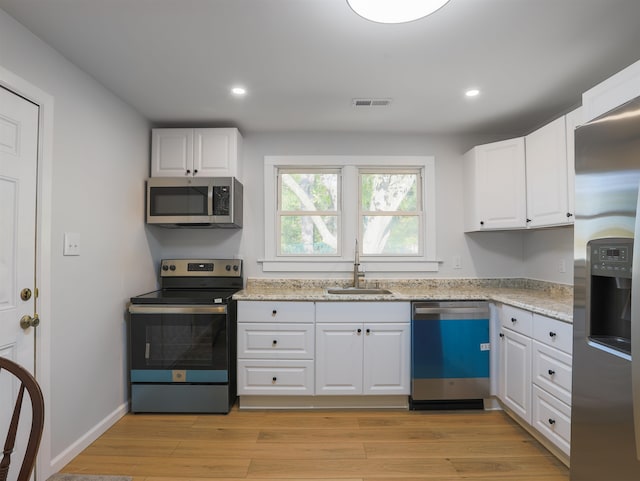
[151,128,242,178]
[582,58,640,123]
[464,107,582,232]
[525,117,570,227]
[463,137,527,232]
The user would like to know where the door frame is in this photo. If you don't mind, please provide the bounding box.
[0,65,54,481]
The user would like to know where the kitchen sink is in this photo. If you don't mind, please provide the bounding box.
[325,287,393,295]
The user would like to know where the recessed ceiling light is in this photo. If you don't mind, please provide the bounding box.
[465,89,480,98]
[347,0,451,24]
[231,86,247,96]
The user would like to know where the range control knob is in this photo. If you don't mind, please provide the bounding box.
[225,265,231,271]
[169,264,176,271]
[233,265,239,271]
[162,265,169,271]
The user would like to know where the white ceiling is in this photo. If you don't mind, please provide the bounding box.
[2,0,640,136]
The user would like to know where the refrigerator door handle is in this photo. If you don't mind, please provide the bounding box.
[632,187,640,460]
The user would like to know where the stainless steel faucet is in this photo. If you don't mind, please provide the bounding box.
[353,239,365,288]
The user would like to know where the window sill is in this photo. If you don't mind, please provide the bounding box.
[258,259,441,273]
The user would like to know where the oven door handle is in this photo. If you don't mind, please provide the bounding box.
[128,305,228,315]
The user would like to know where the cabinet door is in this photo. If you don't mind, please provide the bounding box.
[315,323,363,395]
[151,129,193,177]
[564,107,583,221]
[193,128,239,178]
[475,138,527,230]
[525,117,569,227]
[500,328,532,423]
[363,323,410,394]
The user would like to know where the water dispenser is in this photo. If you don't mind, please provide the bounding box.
[588,238,633,355]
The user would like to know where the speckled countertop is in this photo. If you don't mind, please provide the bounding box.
[233,278,573,323]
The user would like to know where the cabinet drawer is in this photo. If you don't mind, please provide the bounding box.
[501,305,533,337]
[238,301,314,323]
[316,302,410,323]
[238,323,314,359]
[533,314,572,354]
[532,385,571,456]
[237,360,314,395]
[532,341,572,405]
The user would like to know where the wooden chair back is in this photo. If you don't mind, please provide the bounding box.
[0,357,44,481]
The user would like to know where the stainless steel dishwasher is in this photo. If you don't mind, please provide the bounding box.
[410,301,490,410]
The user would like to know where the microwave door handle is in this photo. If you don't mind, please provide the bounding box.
[633,182,640,461]
[208,185,214,216]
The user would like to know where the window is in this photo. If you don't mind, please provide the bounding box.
[264,156,436,272]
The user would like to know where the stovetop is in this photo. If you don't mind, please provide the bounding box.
[130,288,240,305]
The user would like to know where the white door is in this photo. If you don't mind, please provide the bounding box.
[363,323,410,395]
[501,328,532,423]
[315,323,363,394]
[0,85,39,481]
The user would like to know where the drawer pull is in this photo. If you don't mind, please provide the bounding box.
[548,418,556,425]
[272,377,277,384]
[357,328,362,334]
[548,369,556,376]
[272,340,278,346]
[499,333,505,338]
[549,331,557,338]
[272,310,277,317]
[511,317,517,323]
[366,328,371,335]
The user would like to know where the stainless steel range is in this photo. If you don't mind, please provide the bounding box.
[128,259,242,413]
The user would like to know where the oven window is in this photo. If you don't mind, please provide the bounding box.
[130,314,228,371]
[149,186,208,216]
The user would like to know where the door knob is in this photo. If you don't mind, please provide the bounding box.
[20,314,40,329]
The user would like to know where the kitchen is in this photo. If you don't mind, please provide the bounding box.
[1,1,640,480]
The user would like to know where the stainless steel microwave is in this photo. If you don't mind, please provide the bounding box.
[146,177,243,228]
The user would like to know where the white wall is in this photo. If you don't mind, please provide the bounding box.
[152,131,528,280]
[522,227,574,284]
[0,8,158,472]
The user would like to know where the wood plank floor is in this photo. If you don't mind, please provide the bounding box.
[60,407,569,481]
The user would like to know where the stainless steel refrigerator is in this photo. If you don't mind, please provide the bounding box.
[572,96,640,479]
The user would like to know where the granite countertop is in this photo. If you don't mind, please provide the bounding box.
[233,278,573,323]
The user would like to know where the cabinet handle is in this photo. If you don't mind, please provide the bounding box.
[480,221,485,226]
[548,369,556,376]
[357,328,362,334]
[548,418,556,425]
[272,377,277,384]
[272,310,277,317]
[194,169,198,174]
[186,169,191,174]
[499,333,505,338]
[511,317,517,324]
[526,218,532,223]
[272,340,278,346]
[366,328,371,335]
[549,331,557,338]
[566,212,574,218]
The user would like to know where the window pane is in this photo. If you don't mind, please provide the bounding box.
[280,215,338,254]
[362,215,419,255]
[361,173,418,212]
[281,173,338,211]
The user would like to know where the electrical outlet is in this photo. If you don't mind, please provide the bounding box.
[559,259,566,273]
[63,232,80,256]
[452,255,461,269]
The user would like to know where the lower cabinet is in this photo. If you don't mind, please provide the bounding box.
[495,303,572,462]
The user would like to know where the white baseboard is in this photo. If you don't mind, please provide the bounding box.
[49,401,129,473]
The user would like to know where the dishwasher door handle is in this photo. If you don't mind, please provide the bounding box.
[413,306,488,317]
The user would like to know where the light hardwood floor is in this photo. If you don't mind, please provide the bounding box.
[60,406,569,481]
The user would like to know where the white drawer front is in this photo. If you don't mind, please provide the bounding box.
[501,305,533,337]
[532,341,572,405]
[316,301,410,323]
[533,314,572,354]
[238,301,315,323]
[237,360,314,395]
[532,385,571,456]
[238,323,314,359]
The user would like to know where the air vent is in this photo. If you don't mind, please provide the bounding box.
[352,98,392,107]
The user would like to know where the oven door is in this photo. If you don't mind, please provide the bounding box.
[146,178,212,225]
[128,305,229,383]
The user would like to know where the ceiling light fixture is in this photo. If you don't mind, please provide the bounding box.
[465,88,480,98]
[231,86,247,96]
[347,0,451,24]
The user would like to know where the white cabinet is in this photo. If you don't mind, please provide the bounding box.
[237,301,315,395]
[564,106,583,218]
[463,138,527,232]
[496,303,572,461]
[151,127,241,178]
[315,302,411,396]
[582,57,640,122]
[525,117,570,227]
[498,305,533,422]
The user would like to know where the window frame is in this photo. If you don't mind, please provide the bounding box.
[263,156,437,273]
